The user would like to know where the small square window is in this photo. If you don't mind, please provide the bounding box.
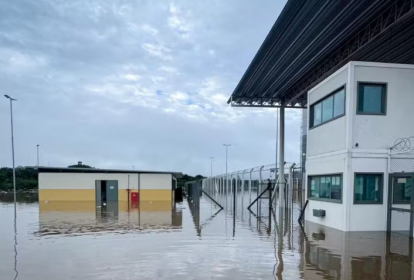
[357,83,386,115]
[354,174,383,204]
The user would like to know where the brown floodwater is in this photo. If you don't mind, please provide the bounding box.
[0,192,412,280]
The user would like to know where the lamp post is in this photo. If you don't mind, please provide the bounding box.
[209,157,214,177]
[37,144,40,167]
[223,144,231,194]
[4,95,17,205]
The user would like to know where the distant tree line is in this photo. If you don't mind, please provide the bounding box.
[0,167,38,191]
[0,164,204,191]
[177,174,205,188]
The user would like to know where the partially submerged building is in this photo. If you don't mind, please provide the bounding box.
[38,167,182,207]
[226,0,414,236]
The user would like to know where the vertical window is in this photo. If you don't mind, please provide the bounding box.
[354,174,383,204]
[319,177,331,199]
[333,89,345,117]
[357,83,386,115]
[310,87,345,128]
[310,177,320,198]
[322,96,333,123]
[331,176,342,200]
[313,103,322,127]
[393,177,412,204]
[308,174,342,202]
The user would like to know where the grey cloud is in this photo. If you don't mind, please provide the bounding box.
[0,0,297,176]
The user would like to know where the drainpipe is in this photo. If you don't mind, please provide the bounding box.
[127,175,130,210]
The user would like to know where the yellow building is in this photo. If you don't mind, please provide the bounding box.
[38,167,182,205]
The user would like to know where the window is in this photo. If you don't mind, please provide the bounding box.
[357,83,386,115]
[310,87,345,128]
[322,96,333,122]
[393,177,412,204]
[354,174,383,204]
[308,174,342,202]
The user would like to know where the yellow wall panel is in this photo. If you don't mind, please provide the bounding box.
[140,190,171,201]
[39,190,95,201]
[39,189,171,202]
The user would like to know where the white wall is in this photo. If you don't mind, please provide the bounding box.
[352,63,414,149]
[348,157,388,231]
[305,62,414,232]
[39,172,172,190]
[305,154,347,231]
[140,173,172,190]
[307,67,348,156]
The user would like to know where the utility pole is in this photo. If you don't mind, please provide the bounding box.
[209,157,214,177]
[4,95,17,205]
[223,144,231,194]
[37,144,40,167]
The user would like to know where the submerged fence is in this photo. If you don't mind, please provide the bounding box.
[185,163,304,221]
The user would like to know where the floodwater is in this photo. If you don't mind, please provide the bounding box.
[0,192,413,280]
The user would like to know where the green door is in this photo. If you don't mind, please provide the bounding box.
[95,180,102,206]
[106,180,119,202]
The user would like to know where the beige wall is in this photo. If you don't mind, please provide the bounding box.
[39,172,173,202]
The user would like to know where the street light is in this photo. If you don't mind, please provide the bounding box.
[223,144,231,194]
[4,95,17,205]
[37,144,40,167]
[209,157,214,177]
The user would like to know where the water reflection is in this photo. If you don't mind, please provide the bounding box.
[0,192,413,279]
[37,201,182,236]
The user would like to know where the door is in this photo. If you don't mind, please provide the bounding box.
[106,180,119,202]
[387,174,414,237]
[95,180,102,207]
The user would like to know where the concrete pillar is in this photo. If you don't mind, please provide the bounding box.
[278,105,285,208]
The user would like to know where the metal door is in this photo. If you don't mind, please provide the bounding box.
[387,174,414,237]
[106,180,119,202]
[95,180,102,207]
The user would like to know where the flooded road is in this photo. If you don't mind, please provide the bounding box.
[0,192,413,280]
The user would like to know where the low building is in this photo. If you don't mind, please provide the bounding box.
[38,167,182,206]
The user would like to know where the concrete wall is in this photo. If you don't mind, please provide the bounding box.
[39,172,172,202]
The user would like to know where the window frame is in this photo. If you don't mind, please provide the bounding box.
[309,86,346,129]
[308,173,343,203]
[353,173,384,205]
[356,82,387,115]
[391,175,412,205]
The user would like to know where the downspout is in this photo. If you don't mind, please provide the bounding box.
[127,175,130,210]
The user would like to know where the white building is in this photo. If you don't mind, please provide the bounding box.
[305,61,414,235]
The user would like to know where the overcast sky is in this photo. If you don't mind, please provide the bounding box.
[0,0,301,176]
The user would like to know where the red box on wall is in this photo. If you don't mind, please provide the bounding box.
[131,192,139,203]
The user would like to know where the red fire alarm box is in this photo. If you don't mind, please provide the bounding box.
[131,192,139,203]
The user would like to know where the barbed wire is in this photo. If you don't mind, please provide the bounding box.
[391,137,414,152]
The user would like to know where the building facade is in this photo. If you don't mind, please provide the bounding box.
[38,167,181,205]
[304,61,414,234]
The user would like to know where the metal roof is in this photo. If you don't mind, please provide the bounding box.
[229,0,414,108]
[38,167,183,178]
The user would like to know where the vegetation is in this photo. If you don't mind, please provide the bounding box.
[0,167,38,191]
[0,164,203,191]
[177,174,205,188]
[68,162,93,168]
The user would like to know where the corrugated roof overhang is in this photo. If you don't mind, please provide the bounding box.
[228,0,414,108]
